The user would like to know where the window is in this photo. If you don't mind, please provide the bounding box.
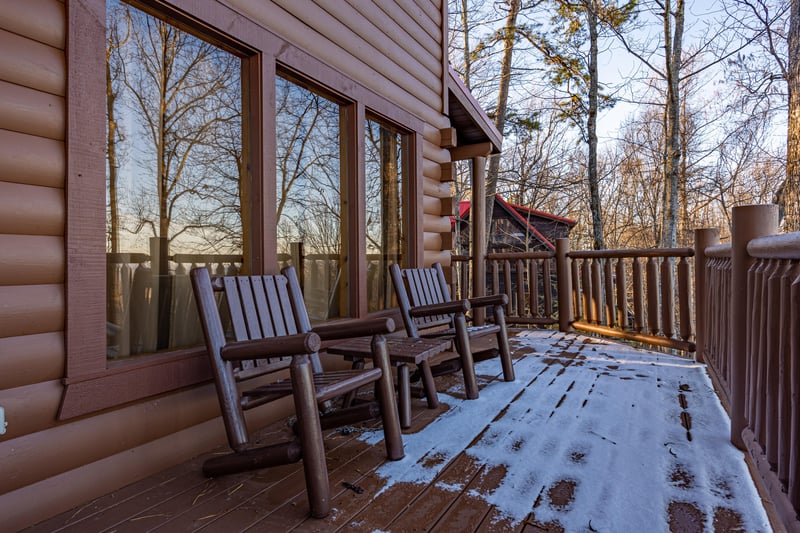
[365,118,407,312]
[105,0,247,360]
[275,75,349,321]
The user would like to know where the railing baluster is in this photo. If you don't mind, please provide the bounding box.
[633,257,644,332]
[604,257,615,328]
[616,258,627,329]
[646,257,659,335]
[491,260,500,302]
[516,258,526,317]
[572,257,582,320]
[591,258,603,324]
[765,260,785,466]
[543,257,553,317]
[789,270,800,510]
[678,256,691,341]
[531,258,541,318]
[582,258,592,323]
[748,260,765,427]
[503,260,513,315]
[661,257,674,338]
[778,263,798,486]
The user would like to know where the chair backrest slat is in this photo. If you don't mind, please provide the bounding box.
[264,275,290,337]
[237,277,264,339]
[250,277,275,338]
[391,264,454,332]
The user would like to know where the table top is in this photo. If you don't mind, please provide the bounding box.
[327,336,450,364]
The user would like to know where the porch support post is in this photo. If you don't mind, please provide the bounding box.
[472,156,487,325]
[555,238,573,332]
[730,204,778,449]
[693,228,719,364]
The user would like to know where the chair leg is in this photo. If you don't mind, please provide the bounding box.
[371,335,404,460]
[493,305,515,381]
[291,358,330,519]
[453,312,479,399]
[419,360,439,409]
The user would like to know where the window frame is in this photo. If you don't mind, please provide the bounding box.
[61,0,424,419]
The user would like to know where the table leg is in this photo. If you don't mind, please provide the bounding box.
[419,360,439,409]
[397,363,411,428]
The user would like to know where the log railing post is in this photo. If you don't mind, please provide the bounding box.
[694,228,720,363]
[730,204,778,449]
[472,156,487,326]
[555,238,573,332]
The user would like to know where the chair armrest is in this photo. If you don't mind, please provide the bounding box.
[467,294,508,308]
[312,317,395,341]
[220,332,321,361]
[408,299,470,318]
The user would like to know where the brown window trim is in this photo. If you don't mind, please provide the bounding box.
[61,0,425,419]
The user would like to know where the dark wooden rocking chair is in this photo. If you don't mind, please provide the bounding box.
[191,266,404,518]
[389,262,515,400]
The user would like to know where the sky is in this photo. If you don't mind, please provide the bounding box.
[357,329,771,531]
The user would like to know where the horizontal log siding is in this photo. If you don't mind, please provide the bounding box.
[0,28,65,96]
[0,234,64,285]
[0,0,65,49]
[0,332,64,390]
[0,129,65,187]
[0,80,64,139]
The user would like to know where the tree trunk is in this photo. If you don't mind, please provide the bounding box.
[661,0,684,249]
[587,0,604,250]
[485,0,521,240]
[786,0,800,231]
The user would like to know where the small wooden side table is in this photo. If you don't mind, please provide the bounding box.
[327,336,449,428]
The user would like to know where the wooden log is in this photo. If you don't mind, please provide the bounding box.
[422,195,442,215]
[0,380,62,440]
[678,256,692,341]
[542,256,554,317]
[633,258,644,332]
[616,258,627,329]
[0,182,64,236]
[530,258,540,318]
[0,378,294,495]
[591,258,603,324]
[0,28,65,96]
[581,259,592,323]
[394,0,440,41]
[0,234,63,285]
[423,138,451,164]
[661,258,674,338]
[0,0,65,49]
[0,332,63,390]
[0,129,64,187]
[313,0,442,91]
[422,250,451,267]
[571,255,582,320]
[0,79,64,140]
[0,284,63,338]
[422,176,451,198]
[646,257,660,335]
[422,213,452,233]
[604,258,615,327]
[422,158,442,181]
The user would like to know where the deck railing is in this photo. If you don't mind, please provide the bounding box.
[451,244,696,352]
[695,205,800,530]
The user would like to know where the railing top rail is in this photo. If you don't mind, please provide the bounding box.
[705,243,732,258]
[568,247,695,260]
[747,231,800,260]
[486,251,556,260]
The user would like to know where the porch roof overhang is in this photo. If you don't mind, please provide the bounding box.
[447,67,502,155]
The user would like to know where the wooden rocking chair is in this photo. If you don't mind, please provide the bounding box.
[190,266,404,518]
[389,262,515,399]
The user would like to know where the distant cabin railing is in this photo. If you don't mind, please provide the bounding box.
[695,205,800,531]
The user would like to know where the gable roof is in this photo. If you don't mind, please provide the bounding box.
[456,195,576,252]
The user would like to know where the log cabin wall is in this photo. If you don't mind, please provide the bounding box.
[0,0,458,529]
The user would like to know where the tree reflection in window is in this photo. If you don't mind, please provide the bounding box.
[105,0,245,359]
[365,119,406,312]
[275,75,348,321]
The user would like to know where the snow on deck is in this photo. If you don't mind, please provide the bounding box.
[357,329,771,532]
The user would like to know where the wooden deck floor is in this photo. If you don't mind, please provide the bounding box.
[26,330,773,533]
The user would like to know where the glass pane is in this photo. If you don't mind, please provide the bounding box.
[365,119,405,312]
[105,0,245,359]
[275,76,347,321]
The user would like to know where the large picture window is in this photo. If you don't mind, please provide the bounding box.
[365,118,407,312]
[105,0,247,359]
[275,75,349,321]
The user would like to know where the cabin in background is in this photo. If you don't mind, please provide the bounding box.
[454,195,575,254]
[0,1,501,529]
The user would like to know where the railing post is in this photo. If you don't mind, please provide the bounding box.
[730,204,779,449]
[555,238,573,332]
[472,156,487,326]
[694,228,720,364]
